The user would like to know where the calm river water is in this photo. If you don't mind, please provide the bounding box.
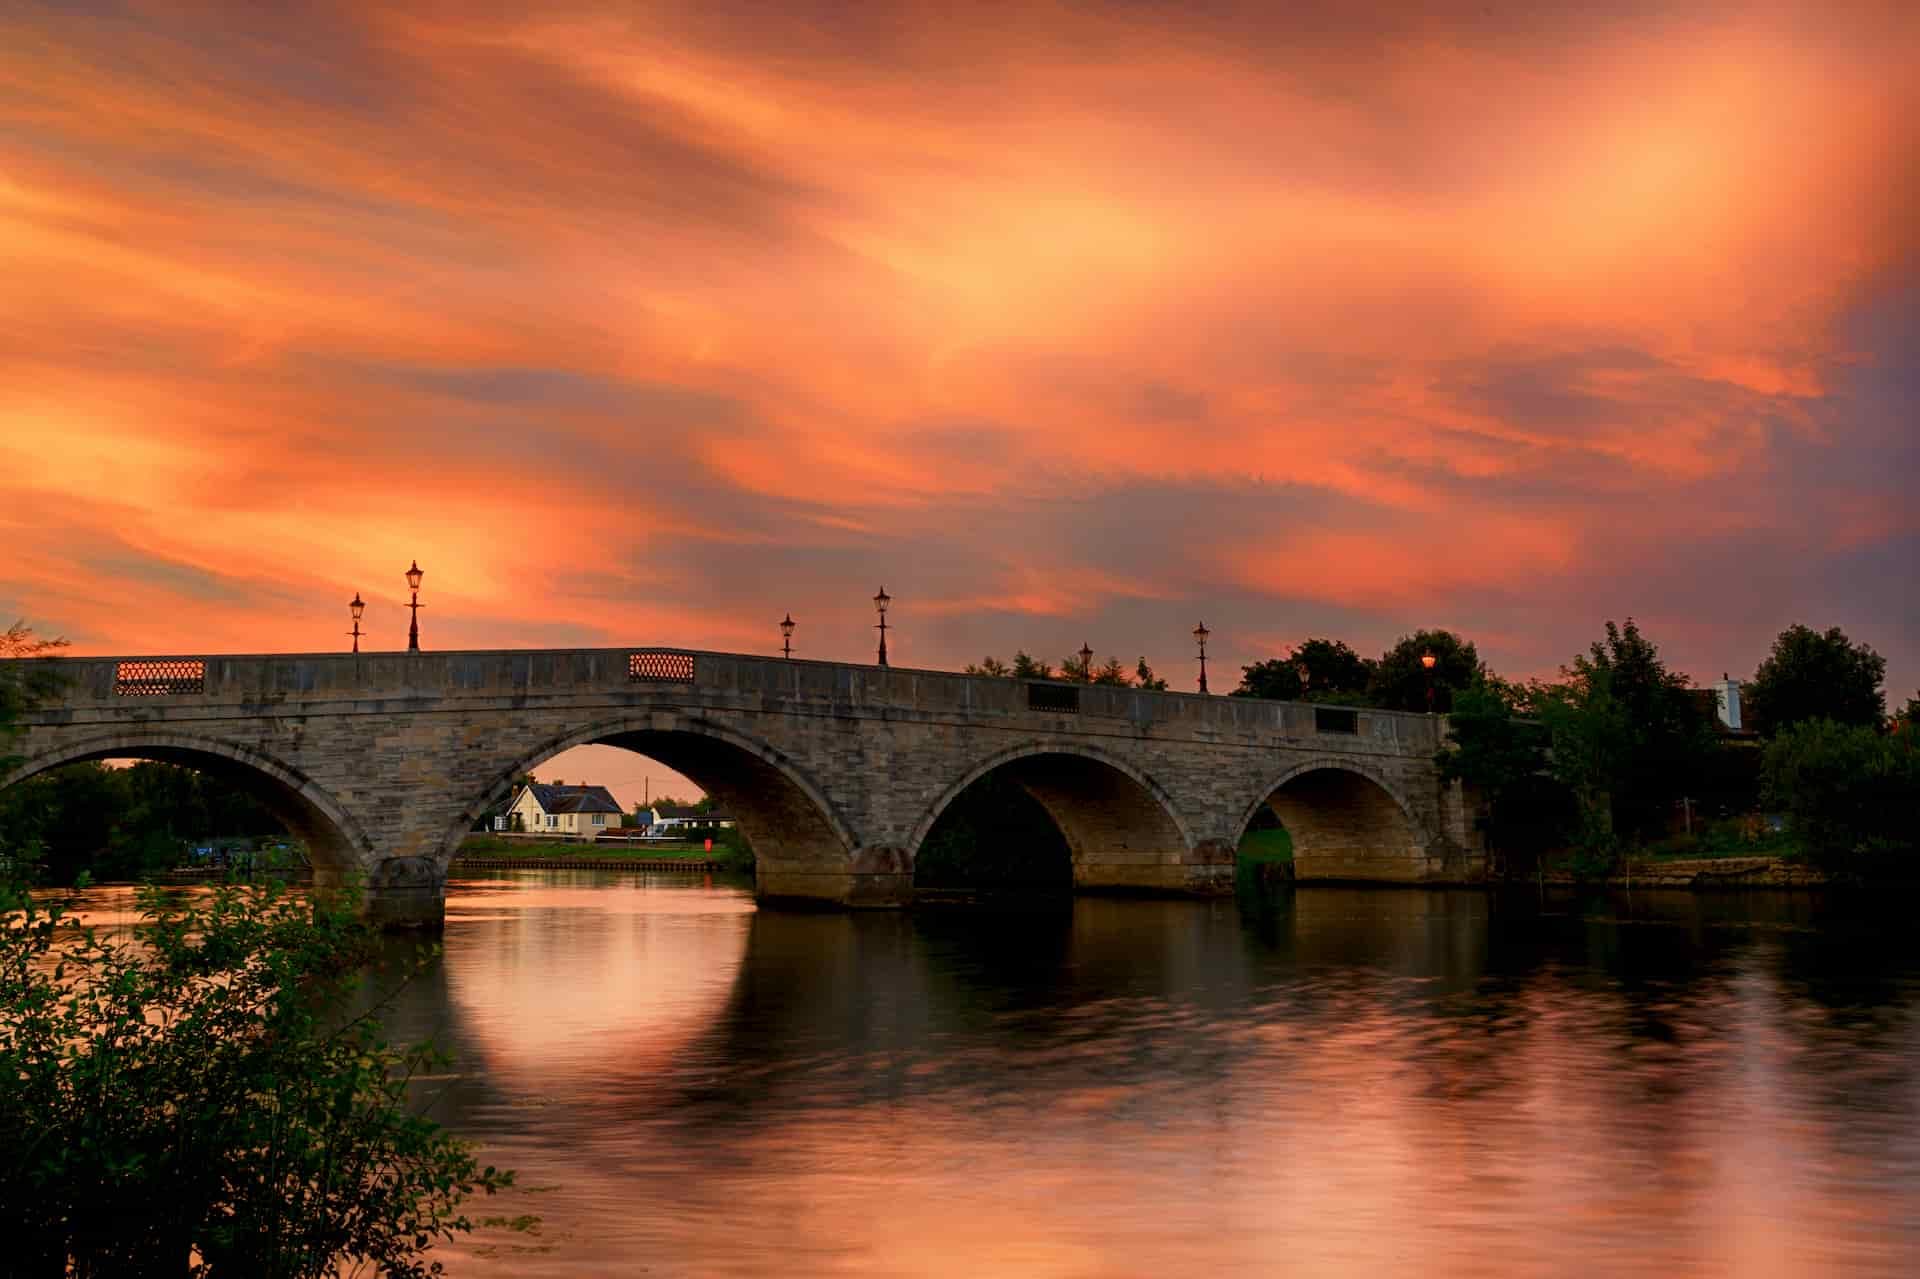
[68,871,1920,1275]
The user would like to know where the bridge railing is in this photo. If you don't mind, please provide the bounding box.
[13,647,1444,749]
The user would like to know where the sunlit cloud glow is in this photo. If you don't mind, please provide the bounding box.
[1,0,1914,698]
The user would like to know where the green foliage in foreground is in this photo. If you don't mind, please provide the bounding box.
[0,880,516,1277]
[1762,720,1919,878]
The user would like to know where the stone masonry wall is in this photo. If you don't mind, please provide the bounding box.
[5,648,1479,925]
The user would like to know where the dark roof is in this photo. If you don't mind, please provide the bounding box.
[653,802,731,821]
[522,783,622,815]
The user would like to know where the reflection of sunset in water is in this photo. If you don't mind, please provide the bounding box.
[438,873,751,1095]
[418,878,1920,1276]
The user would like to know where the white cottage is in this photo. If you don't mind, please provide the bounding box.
[499,782,624,838]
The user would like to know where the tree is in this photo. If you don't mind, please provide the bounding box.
[1762,719,1918,877]
[1559,618,1711,846]
[1058,649,1094,683]
[1092,657,1131,686]
[0,761,288,885]
[1745,624,1887,736]
[1435,678,1569,868]
[1134,657,1168,691]
[1234,637,1372,701]
[0,622,67,773]
[963,656,1012,677]
[1233,659,1305,701]
[1534,667,1636,871]
[1011,651,1053,680]
[1895,693,1920,736]
[1369,629,1483,713]
[0,879,519,1275]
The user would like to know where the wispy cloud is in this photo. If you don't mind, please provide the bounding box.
[0,0,1914,692]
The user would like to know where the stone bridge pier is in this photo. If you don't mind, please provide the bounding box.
[3,648,1484,928]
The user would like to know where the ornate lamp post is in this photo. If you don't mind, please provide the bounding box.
[873,587,891,667]
[1078,641,1094,682]
[405,560,424,652]
[347,592,365,653]
[780,612,796,659]
[1193,621,1211,694]
[1421,649,1437,713]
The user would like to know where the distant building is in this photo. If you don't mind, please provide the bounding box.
[649,802,735,835]
[499,782,624,837]
[1689,674,1753,737]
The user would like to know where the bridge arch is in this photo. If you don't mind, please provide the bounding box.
[908,741,1196,891]
[443,711,858,878]
[0,728,374,877]
[1236,759,1432,881]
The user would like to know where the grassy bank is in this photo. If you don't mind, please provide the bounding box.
[456,834,754,871]
[1633,820,1800,864]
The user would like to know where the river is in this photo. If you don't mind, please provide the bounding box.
[54,871,1920,1274]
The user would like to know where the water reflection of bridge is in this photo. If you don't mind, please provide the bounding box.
[7,647,1480,925]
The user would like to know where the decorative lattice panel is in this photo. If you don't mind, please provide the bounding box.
[115,659,206,696]
[1027,682,1081,714]
[628,651,695,683]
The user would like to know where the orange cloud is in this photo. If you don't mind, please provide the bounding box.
[0,0,1913,694]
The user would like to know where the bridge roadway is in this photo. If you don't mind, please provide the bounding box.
[3,647,1485,927]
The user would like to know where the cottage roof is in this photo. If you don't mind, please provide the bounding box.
[520,782,622,815]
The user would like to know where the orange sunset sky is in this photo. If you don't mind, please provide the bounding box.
[3,1,1916,755]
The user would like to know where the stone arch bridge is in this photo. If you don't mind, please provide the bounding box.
[3,648,1484,927]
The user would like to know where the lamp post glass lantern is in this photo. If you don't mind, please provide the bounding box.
[873,587,891,667]
[1421,649,1437,713]
[405,560,424,652]
[1078,642,1094,681]
[347,592,364,653]
[1193,622,1211,694]
[780,612,796,659]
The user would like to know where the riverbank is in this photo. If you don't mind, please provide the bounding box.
[454,835,745,873]
[450,855,730,871]
[1547,855,1827,888]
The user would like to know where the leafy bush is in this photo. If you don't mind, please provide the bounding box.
[1762,720,1919,878]
[0,879,515,1277]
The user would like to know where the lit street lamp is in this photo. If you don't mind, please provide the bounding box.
[405,560,424,652]
[873,587,891,667]
[780,612,796,659]
[1194,621,1211,694]
[347,592,364,653]
[1421,649,1437,713]
[1078,641,1094,682]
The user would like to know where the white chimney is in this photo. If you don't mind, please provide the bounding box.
[1714,673,1741,731]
